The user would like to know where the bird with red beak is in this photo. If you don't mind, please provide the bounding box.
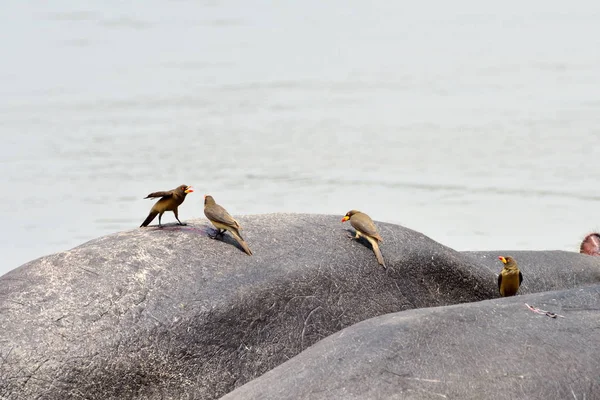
[342,210,385,268]
[497,256,523,297]
[140,184,193,227]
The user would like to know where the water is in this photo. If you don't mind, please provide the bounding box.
[2,1,600,275]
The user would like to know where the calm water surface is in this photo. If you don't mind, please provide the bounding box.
[1,1,600,274]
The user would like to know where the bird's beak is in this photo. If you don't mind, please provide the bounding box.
[498,256,507,264]
[185,186,194,194]
[341,216,350,222]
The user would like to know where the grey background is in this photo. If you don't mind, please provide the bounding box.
[2,0,600,274]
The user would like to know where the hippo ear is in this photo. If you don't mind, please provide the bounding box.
[580,233,600,255]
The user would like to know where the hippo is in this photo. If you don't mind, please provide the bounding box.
[1,214,599,399]
[223,284,600,400]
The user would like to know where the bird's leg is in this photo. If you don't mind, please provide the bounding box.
[158,213,163,228]
[174,209,187,226]
[347,230,360,240]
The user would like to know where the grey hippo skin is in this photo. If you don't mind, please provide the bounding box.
[222,285,600,400]
[0,214,599,399]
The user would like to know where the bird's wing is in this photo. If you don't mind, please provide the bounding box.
[205,204,238,227]
[351,217,382,241]
[144,190,173,199]
[497,274,502,290]
[519,271,523,285]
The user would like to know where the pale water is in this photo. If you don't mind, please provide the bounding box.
[2,1,600,275]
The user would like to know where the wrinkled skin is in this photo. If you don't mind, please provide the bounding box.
[223,285,600,400]
[1,214,599,400]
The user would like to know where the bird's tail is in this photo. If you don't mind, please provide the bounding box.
[231,229,253,256]
[140,211,158,227]
[366,236,386,269]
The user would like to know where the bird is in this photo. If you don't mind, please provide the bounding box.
[497,256,523,297]
[342,210,386,268]
[203,195,252,255]
[140,184,193,228]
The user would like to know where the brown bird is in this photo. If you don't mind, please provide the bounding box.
[342,210,386,268]
[497,256,523,297]
[204,195,252,255]
[140,184,194,228]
